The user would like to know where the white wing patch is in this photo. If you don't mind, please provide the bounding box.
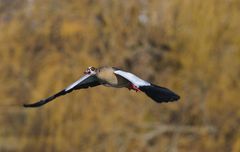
[114,70,150,87]
[65,74,94,91]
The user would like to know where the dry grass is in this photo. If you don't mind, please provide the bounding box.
[0,0,240,151]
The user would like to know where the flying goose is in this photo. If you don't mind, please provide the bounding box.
[23,66,180,108]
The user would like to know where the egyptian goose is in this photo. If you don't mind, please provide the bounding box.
[23,66,180,107]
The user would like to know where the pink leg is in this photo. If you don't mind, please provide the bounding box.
[129,84,141,92]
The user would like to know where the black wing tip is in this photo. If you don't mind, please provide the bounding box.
[23,90,67,108]
[139,85,180,103]
[23,99,47,108]
[23,103,40,108]
[23,104,29,107]
[152,94,180,103]
[169,92,180,101]
[163,93,180,102]
[23,104,31,108]
[175,95,180,101]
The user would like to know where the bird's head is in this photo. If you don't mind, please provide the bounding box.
[84,66,97,75]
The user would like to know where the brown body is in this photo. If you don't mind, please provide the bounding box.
[96,67,130,88]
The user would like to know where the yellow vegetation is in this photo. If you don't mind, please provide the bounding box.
[0,0,239,151]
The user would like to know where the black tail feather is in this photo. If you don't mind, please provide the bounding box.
[139,84,180,103]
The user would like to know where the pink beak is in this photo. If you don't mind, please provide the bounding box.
[84,71,90,74]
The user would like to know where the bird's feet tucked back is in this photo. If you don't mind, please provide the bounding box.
[128,84,141,92]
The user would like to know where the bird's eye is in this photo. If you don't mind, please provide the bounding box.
[90,67,95,71]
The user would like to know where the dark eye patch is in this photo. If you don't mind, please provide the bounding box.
[90,67,95,71]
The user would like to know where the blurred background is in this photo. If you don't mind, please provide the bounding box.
[0,0,240,151]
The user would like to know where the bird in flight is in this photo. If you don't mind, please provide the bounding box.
[23,66,180,108]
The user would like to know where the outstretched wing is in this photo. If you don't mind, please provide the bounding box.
[114,70,180,103]
[23,74,100,108]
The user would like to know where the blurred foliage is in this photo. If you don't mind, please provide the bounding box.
[0,0,240,152]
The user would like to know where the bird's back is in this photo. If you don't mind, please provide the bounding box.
[97,67,130,88]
